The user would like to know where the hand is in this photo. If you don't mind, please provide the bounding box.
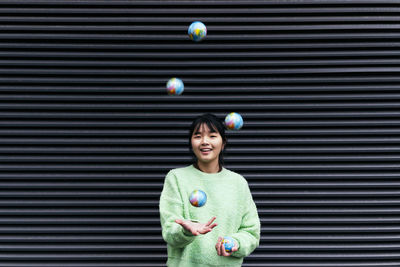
[216,236,239,256]
[175,216,218,236]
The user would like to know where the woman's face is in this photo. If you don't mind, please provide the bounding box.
[191,123,225,165]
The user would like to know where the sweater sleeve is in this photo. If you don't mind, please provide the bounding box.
[230,179,261,258]
[159,170,196,248]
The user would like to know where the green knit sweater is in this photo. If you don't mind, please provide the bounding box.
[159,164,261,266]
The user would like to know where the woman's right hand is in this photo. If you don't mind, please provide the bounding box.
[175,216,218,236]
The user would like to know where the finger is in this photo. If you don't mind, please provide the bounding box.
[218,237,224,256]
[215,239,219,255]
[216,237,222,256]
[219,241,223,256]
[209,223,218,229]
[204,225,216,233]
[221,243,229,256]
[223,245,233,256]
[198,228,208,235]
[206,216,216,226]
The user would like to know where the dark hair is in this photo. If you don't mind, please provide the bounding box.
[188,113,227,168]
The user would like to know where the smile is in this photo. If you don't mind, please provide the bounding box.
[200,148,212,154]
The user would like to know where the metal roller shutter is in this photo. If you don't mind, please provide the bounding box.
[0,0,399,266]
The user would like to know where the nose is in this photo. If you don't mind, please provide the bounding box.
[201,136,210,145]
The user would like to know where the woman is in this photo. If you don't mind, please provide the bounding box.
[159,113,261,266]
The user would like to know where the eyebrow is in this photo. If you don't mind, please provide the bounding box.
[193,130,217,135]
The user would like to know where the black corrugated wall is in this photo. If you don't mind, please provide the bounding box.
[0,0,399,266]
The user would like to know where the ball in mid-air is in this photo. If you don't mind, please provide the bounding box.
[222,236,235,252]
[166,78,184,95]
[225,112,243,130]
[189,190,207,207]
[188,21,207,42]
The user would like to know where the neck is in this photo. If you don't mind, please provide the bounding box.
[195,161,221,173]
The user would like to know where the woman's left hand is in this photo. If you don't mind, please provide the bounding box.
[215,236,239,256]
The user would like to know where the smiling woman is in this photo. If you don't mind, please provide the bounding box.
[189,113,227,174]
[159,113,261,267]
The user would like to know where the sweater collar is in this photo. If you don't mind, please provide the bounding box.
[189,164,227,178]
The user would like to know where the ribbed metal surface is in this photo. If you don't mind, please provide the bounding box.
[0,0,399,266]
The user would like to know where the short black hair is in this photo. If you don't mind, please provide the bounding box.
[188,113,227,168]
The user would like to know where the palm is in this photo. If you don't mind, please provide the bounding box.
[175,216,217,236]
[185,221,211,234]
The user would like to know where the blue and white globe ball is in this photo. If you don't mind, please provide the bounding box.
[189,190,207,207]
[225,112,243,130]
[166,78,184,95]
[222,236,235,252]
[188,21,207,42]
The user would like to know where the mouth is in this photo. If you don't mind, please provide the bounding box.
[200,148,212,155]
